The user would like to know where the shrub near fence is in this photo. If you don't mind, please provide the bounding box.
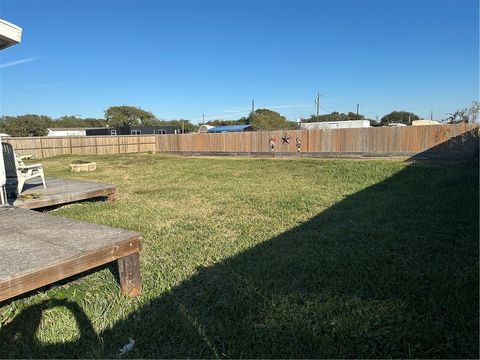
[3,124,479,159]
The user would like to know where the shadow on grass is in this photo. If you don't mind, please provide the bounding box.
[410,126,479,161]
[0,299,100,358]
[1,159,478,358]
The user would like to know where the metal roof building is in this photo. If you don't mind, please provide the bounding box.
[208,125,252,133]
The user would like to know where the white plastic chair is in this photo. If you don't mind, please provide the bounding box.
[2,142,46,195]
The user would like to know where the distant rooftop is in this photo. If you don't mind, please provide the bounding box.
[48,128,88,131]
[208,125,252,133]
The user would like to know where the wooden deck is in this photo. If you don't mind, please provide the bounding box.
[12,178,116,209]
[0,207,142,302]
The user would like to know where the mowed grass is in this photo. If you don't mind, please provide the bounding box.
[0,154,478,358]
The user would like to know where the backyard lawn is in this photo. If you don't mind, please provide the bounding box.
[0,154,478,358]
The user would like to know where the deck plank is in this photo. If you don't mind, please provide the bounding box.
[0,208,141,302]
[12,178,116,209]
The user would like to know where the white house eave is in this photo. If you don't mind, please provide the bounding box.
[0,19,22,50]
[0,18,22,205]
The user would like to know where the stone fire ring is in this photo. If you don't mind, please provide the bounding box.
[70,161,97,172]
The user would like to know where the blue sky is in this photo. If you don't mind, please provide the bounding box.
[0,0,478,123]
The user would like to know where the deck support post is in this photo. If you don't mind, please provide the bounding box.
[107,191,116,202]
[118,253,142,296]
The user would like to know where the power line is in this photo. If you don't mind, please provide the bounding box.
[358,104,380,119]
[319,104,333,113]
[346,105,358,113]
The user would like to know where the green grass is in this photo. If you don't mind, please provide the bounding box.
[0,154,478,358]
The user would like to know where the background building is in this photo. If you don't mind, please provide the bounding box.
[45,125,184,137]
[86,125,183,136]
[412,120,441,126]
[119,125,181,135]
[300,120,371,130]
[47,128,87,137]
[207,125,252,133]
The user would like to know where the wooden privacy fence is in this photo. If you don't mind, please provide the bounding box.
[156,123,478,158]
[3,124,479,159]
[4,135,157,159]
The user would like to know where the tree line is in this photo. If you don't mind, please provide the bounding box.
[0,115,107,137]
[1,102,477,137]
[0,106,197,137]
[206,110,419,128]
[206,109,297,131]
[206,102,478,129]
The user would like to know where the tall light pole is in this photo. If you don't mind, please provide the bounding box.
[315,92,322,117]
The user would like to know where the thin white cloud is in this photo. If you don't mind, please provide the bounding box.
[223,104,310,113]
[30,75,88,88]
[223,107,251,113]
[267,104,310,110]
[223,104,312,113]
[196,104,312,122]
[0,57,39,69]
[194,111,247,121]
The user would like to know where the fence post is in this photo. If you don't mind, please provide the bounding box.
[305,130,309,153]
[39,138,44,159]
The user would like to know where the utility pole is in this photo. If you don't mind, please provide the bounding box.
[356,103,359,115]
[408,115,411,125]
[430,110,433,120]
[315,92,320,117]
[202,114,205,125]
[252,98,255,113]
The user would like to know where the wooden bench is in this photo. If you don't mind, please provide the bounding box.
[0,207,142,302]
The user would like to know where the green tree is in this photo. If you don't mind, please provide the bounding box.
[53,116,106,128]
[246,109,296,131]
[104,106,156,127]
[305,112,366,123]
[346,112,365,120]
[206,119,248,127]
[0,115,53,137]
[380,111,419,125]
